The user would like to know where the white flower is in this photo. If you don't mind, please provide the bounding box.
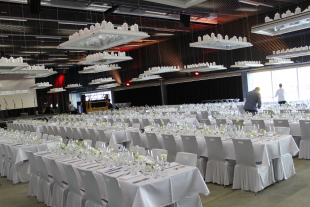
[160,154,167,161]
[58,138,63,142]
[137,155,145,161]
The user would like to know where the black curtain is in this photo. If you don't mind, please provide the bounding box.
[114,86,162,106]
[166,76,243,105]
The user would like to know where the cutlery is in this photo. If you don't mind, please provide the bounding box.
[86,165,100,169]
[166,164,180,169]
[175,165,185,170]
[79,163,96,167]
[67,160,83,164]
[116,172,130,178]
[104,167,122,173]
[132,178,149,184]
[108,170,121,174]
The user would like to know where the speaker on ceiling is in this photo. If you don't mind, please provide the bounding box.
[28,0,41,14]
[179,14,190,28]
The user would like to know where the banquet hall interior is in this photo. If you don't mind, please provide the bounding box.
[1,0,310,206]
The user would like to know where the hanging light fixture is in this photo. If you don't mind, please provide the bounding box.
[180,62,227,72]
[97,83,120,89]
[30,82,53,89]
[230,61,263,68]
[143,66,181,74]
[65,83,82,88]
[78,51,132,65]
[79,64,121,74]
[0,57,29,73]
[264,59,294,65]
[129,74,161,82]
[89,77,115,85]
[47,88,66,93]
[266,46,310,59]
[0,90,30,96]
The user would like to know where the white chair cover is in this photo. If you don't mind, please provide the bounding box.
[251,119,266,130]
[151,148,168,160]
[67,127,74,140]
[7,145,29,184]
[145,132,160,150]
[109,143,122,152]
[154,119,163,127]
[232,139,274,193]
[200,119,211,126]
[4,145,13,180]
[25,151,40,197]
[102,174,124,207]
[0,144,9,177]
[97,129,107,143]
[72,127,80,140]
[215,119,227,127]
[162,134,177,162]
[299,120,310,159]
[175,152,197,167]
[204,136,234,186]
[273,119,290,127]
[130,132,142,147]
[59,126,67,139]
[95,141,106,149]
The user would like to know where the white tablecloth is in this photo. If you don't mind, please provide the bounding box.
[37,153,210,207]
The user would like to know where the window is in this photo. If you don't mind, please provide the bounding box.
[247,66,308,102]
[85,91,112,103]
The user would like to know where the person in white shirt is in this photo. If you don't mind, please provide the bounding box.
[275,83,286,105]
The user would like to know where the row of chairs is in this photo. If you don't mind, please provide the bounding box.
[26,148,202,207]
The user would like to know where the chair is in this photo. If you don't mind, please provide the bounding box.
[47,125,55,135]
[298,120,310,159]
[66,127,74,140]
[123,118,132,127]
[0,144,4,176]
[131,146,146,156]
[200,119,211,126]
[59,126,67,139]
[42,125,49,134]
[151,149,168,160]
[41,133,48,140]
[72,127,80,140]
[175,152,197,167]
[83,139,92,146]
[132,123,141,129]
[211,111,218,119]
[251,119,266,130]
[204,137,234,186]
[298,109,310,114]
[154,119,163,127]
[3,145,12,180]
[0,144,10,177]
[145,132,160,150]
[142,119,150,128]
[108,119,114,126]
[162,134,177,162]
[180,135,205,177]
[162,119,170,126]
[97,129,107,143]
[95,141,106,149]
[216,119,227,127]
[80,128,93,147]
[52,125,60,136]
[77,169,107,207]
[273,119,290,127]
[102,174,124,207]
[36,132,42,138]
[62,163,85,207]
[200,111,209,120]
[232,139,274,194]
[89,128,100,144]
[36,156,54,206]
[280,109,291,114]
[25,151,40,197]
[190,111,198,119]
[109,143,122,152]
[130,132,142,147]
[47,158,68,207]
[275,127,290,135]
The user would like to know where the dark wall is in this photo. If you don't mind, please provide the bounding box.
[114,86,162,106]
[166,76,243,105]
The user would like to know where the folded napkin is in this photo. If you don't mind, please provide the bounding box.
[102,167,122,173]
[119,173,142,181]
[166,162,180,169]
[62,158,77,162]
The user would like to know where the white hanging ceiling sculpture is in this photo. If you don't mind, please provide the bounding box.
[0,57,29,73]
[23,66,57,78]
[180,62,227,72]
[97,83,120,89]
[0,90,30,96]
[129,74,161,82]
[79,64,121,74]
[30,82,53,89]
[143,66,181,74]
[78,51,132,65]
[190,33,253,50]
[47,87,66,93]
[230,61,264,68]
[266,46,310,59]
[265,59,294,65]
[252,6,310,36]
[144,0,206,8]
[65,83,82,88]
[57,21,149,50]
[89,77,115,85]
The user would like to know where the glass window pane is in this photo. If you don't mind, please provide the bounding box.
[298,67,310,101]
[248,71,273,102]
[273,68,298,102]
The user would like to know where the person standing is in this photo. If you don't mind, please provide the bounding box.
[78,102,83,115]
[68,101,75,114]
[244,87,262,115]
[106,99,113,110]
[275,83,286,105]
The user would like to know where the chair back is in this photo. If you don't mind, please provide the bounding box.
[201,111,209,120]
[132,123,141,129]
[275,127,290,135]
[123,118,132,127]
[47,158,64,187]
[232,139,256,167]
[273,119,289,127]
[36,156,50,182]
[251,119,266,130]
[131,146,146,156]
[298,109,310,114]
[80,128,89,140]
[25,151,39,176]
[205,136,225,162]
[84,139,92,146]
[102,174,124,207]
[132,118,140,124]
[52,126,59,136]
[145,132,159,149]
[154,119,163,127]
[108,119,114,125]
[72,127,80,140]
[109,143,122,152]
[42,125,48,134]
[215,119,227,127]
[59,126,67,139]
[180,135,199,157]
[6,145,15,163]
[130,132,142,146]
[151,148,168,160]
[1,144,10,162]
[280,109,291,114]
[77,169,103,206]
[62,163,82,195]
[299,120,310,141]
[175,152,197,167]
[42,133,48,140]
[142,119,150,127]
[47,135,54,141]
[211,111,218,119]
[162,134,177,156]
[89,128,99,143]
[36,132,42,138]
[95,141,106,149]
[162,119,170,126]
[47,125,54,135]
[66,127,74,139]
[200,119,211,125]
[97,129,106,142]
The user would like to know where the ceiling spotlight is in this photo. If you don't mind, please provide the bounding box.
[195,72,199,76]
[126,83,130,86]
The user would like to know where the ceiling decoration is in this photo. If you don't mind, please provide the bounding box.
[230,61,263,68]
[30,82,53,89]
[252,6,310,36]
[89,77,115,85]
[65,83,82,88]
[130,74,162,82]
[265,59,294,65]
[47,88,67,93]
[144,66,181,74]
[180,62,227,72]
[190,33,253,50]
[0,90,30,96]
[79,64,121,74]
[97,83,121,89]
[0,57,29,73]
[266,46,310,59]
[58,21,150,50]
[78,52,132,65]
